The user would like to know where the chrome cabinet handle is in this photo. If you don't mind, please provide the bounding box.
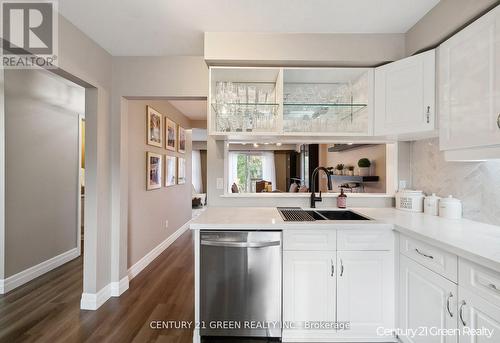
[340,259,344,277]
[497,113,500,129]
[426,106,431,124]
[446,292,454,317]
[415,248,434,259]
[488,283,500,293]
[331,259,335,277]
[459,300,467,326]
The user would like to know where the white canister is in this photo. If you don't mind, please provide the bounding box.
[439,195,462,219]
[424,193,441,216]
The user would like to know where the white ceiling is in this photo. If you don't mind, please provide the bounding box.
[169,100,207,120]
[58,0,440,56]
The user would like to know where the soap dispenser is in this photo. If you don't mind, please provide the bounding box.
[337,189,347,209]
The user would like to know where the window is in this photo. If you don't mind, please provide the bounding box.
[227,151,276,193]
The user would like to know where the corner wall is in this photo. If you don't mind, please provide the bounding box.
[127,100,192,268]
[4,69,84,278]
[405,0,498,55]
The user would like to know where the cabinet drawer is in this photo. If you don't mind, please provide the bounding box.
[283,230,336,251]
[337,229,393,251]
[400,235,458,282]
[459,258,500,309]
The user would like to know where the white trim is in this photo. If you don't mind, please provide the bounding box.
[128,222,190,280]
[110,276,129,297]
[79,221,190,311]
[80,284,111,310]
[77,115,84,256]
[0,248,79,294]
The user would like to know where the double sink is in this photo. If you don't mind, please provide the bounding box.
[278,207,371,221]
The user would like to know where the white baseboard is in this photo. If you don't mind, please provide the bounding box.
[79,221,190,311]
[0,248,79,294]
[80,284,111,310]
[110,276,129,297]
[128,222,190,280]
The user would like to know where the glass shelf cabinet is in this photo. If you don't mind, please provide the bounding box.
[208,67,374,138]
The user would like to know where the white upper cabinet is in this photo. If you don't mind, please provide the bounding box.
[374,50,436,136]
[282,68,374,136]
[439,5,500,151]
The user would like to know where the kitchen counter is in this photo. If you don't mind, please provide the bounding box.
[190,206,500,271]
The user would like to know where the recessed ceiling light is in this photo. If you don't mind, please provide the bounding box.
[347,142,354,145]
[264,142,269,145]
[276,142,282,147]
[241,143,247,145]
[253,143,259,148]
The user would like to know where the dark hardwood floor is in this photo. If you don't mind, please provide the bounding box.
[0,230,195,343]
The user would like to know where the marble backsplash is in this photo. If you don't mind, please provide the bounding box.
[410,138,500,226]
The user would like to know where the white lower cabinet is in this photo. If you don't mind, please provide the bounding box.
[283,250,337,340]
[399,254,458,343]
[458,286,500,343]
[337,251,395,338]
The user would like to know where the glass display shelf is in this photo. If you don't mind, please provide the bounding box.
[283,103,367,120]
[211,103,280,133]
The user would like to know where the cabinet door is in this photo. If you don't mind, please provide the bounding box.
[374,49,435,136]
[439,6,500,150]
[400,255,458,343]
[283,251,336,339]
[337,251,395,338]
[458,286,500,343]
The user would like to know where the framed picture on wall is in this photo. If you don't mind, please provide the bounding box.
[146,152,162,190]
[165,118,177,151]
[165,155,177,187]
[146,106,163,147]
[177,157,186,184]
[178,125,186,153]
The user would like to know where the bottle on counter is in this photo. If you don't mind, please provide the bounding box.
[337,189,347,209]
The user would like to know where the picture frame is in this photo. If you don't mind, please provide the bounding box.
[165,155,177,187]
[165,118,177,151]
[146,106,163,147]
[146,152,162,190]
[178,125,186,153]
[177,157,186,184]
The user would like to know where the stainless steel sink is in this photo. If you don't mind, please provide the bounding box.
[278,207,371,221]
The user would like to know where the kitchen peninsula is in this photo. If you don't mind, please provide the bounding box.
[190,207,500,342]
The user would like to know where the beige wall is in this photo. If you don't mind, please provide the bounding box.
[405,0,498,55]
[205,32,406,66]
[127,100,192,268]
[4,69,84,277]
[56,15,114,295]
[319,145,387,193]
[111,56,208,282]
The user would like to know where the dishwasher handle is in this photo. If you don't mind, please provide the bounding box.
[201,240,281,248]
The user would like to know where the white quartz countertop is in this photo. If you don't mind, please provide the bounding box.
[190,207,500,272]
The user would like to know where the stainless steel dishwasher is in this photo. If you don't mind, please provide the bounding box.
[200,231,282,338]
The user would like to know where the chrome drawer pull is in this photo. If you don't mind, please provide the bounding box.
[340,259,344,277]
[497,113,500,129]
[459,300,467,327]
[426,106,431,124]
[446,292,454,317]
[488,283,500,292]
[415,248,434,259]
[331,259,334,277]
